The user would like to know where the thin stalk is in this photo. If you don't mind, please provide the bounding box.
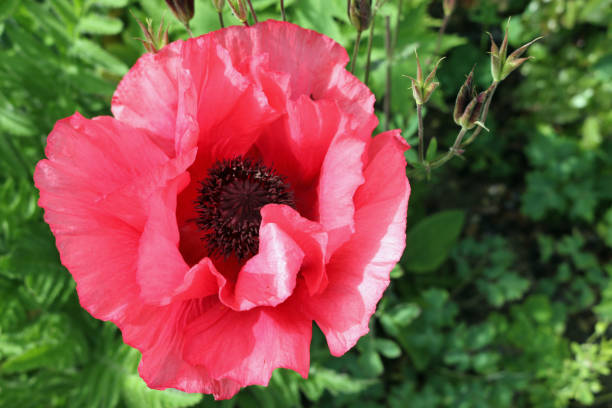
[425,14,449,67]
[430,127,468,169]
[349,30,362,74]
[280,0,286,21]
[364,16,375,85]
[184,23,193,37]
[246,0,258,23]
[417,103,425,163]
[462,81,498,146]
[217,11,224,28]
[384,16,392,129]
[393,0,403,49]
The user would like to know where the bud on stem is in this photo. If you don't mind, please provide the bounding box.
[134,14,169,54]
[165,0,194,35]
[489,18,542,82]
[453,68,492,130]
[348,0,372,32]
[228,0,249,25]
[409,51,444,105]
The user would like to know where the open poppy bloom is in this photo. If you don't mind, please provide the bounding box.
[34,21,410,399]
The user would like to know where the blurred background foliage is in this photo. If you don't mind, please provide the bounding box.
[0,0,611,407]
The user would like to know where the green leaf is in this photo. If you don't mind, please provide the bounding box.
[95,0,130,7]
[77,14,124,35]
[402,210,465,273]
[425,137,437,161]
[375,338,402,359]
[72,38,129,76]
[0,0,20,21]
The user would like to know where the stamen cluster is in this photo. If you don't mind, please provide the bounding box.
[196,156,294,260]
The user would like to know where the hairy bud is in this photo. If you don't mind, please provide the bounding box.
[409,51,444,105]
[453,69,492,129]
[134,15,169,54]
[348,0,372,32]
[165,0,195,26]
[211,0,225,12]
[227,0,248,24]
[489,19,542,82]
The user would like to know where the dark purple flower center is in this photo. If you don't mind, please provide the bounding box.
[196,156,294,260]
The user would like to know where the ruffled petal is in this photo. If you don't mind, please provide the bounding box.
[183,298,312,389]
[256,96,343,188]
[34,113,185,321]
[120,298,241,399]
[303,130,410,356]
[177,36,278,158]
[111,41,186,157]
[259,204,329,296]
[136,174,219,305]
[216,221,304,311]
[316,131,368,256]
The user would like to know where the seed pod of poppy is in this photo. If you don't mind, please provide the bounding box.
[348,0,372,32]
[165,0,195,26]
[211,0,225,13]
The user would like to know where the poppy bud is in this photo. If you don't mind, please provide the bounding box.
[409,51,444,105]
[165,0,195,27]
[227,0,249,24]
[348,0,372,32]
[488,19,542,82]
[211,0,225,13]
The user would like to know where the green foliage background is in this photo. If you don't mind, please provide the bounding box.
[0,0,611,406]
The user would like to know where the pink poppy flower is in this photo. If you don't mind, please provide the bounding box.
[34,21,410,399]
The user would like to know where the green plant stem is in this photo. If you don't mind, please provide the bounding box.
[184,23,193,37]
[364,17,375,85]
[349,30,362,74]
[417,103,425,163]
[462,81,498,146]
[246,0,258,23]
[425,14,449,67]
[280,0,286,21]
[384,16,392,130]
[430,127,468,169]
[393,0,403,49]
[217,11,224,28]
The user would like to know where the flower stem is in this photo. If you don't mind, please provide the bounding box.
[430,127,468,169]
[280,0,286,21]
[364,17,375,85]
[349,30,362,74]
[417,103,425,163]
[425,14,449,67]
[393,0,403,49]
[184,23,193,38]
[217,11,224,28]
[384,15,392,130]
[246,0,258,23]
[462,81,498,146]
